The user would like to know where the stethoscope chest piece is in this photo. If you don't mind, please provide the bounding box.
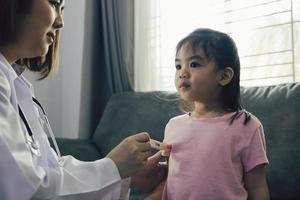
[26,135,41,157]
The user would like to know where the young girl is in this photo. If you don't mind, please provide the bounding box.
[0,0,165,199]
[162,28,270,199]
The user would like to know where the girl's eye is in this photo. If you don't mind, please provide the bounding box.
[190,62,200,68]
[175,64,181,70]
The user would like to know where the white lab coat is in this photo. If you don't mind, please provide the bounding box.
[0,52,130,200]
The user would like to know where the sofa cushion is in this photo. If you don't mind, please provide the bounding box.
[93,83,300,199]
[240,83,300,199]
[52,138,103,161]
[93,91,182,156]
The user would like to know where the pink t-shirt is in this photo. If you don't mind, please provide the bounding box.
[162,112,268,200]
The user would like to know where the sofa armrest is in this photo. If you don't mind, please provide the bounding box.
[49,138,103,161]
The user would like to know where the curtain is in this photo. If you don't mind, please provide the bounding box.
[101,0,134,93]
[134,0,162,91]
[79,0,135,136]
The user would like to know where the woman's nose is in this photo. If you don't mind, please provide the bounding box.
[53,13,64,29]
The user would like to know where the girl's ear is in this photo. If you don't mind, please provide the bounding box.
[218,67,234,86]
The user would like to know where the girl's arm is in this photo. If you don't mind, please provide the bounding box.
[244,164,270,200]
[143,149,170,200]
[144,179,166,200]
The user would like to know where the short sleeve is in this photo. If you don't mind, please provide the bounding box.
[163,120,170,136]
[242,125,269,172]
[161,120,170,157]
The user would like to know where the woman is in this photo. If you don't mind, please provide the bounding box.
[0,0,165,199]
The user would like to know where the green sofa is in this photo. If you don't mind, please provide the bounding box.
[54,83,300,200]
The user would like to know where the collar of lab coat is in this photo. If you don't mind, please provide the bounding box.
[0,52,33,90]
[14,68,33,91]
[0,52,18,81]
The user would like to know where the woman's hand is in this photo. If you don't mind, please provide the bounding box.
[106,132,151,178]
[130,151,168,191]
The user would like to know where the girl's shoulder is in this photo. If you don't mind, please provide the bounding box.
[230,110,263,130]
[169,113,189,122]
[165,113,190,128]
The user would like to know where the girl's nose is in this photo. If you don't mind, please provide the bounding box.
[179,68,189,79]
[179,74,187,79]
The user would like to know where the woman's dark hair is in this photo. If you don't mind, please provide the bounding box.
[0,0,61,79]
[176,28,250,124]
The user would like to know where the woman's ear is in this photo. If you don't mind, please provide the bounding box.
[218,67,234,86]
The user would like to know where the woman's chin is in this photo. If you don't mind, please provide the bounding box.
[40,45,50,56]
[33,45,49,58]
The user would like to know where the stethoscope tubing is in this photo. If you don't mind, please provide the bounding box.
[18,97,61,159]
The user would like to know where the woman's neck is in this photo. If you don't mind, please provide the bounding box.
[0,45,20,64]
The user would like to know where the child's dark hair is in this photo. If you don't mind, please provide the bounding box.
[176,28,250,124]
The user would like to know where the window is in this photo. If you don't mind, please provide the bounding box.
[134,0,300,91]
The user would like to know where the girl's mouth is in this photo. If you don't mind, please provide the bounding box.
[179,82,190,89]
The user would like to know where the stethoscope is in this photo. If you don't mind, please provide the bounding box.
[18,97,61,159]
